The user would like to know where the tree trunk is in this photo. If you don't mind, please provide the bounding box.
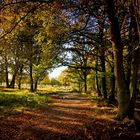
[98,19,107,99]
[78,82,82,93]
[95,59,102,96]
[9,65,19,88]
[5,57,9,88]
[109,66,116,103]
[128,48,139,119]
[105,0,130,119]
[34,78,38,91]
[9,74,16,88]
[29,64,34,92]
[18,64,23,89]
[5,65,9,88]
[100,53,107,99]
[126,46,132,89]
[18,77,22,90]
[128,2,140,119]
[83,70,87,93]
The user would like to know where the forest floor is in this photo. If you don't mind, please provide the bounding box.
[0,91,140,140]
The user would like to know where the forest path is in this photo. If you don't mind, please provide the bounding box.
[0,92,140,140]
[0,92,96,140]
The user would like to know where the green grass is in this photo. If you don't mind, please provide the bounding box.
[0,86,73,115]
[0,88,52,115]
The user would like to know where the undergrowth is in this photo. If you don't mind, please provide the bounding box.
[0,88,52,115]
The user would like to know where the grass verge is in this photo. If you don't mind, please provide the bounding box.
[0,88,51,115]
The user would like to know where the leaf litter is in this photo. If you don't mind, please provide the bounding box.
[0,93,140,140]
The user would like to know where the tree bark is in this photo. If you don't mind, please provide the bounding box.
[105,0,130,119]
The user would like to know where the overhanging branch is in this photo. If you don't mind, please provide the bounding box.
[0,5,39,39]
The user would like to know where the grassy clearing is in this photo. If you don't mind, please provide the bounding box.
[0,86,72,116]
[0,87,53,115]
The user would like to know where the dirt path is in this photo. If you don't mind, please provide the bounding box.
[0,93,140,140]
[0,93,95,140]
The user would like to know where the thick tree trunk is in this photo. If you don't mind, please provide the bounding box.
[112,23,130,120]
[105,0,130,119]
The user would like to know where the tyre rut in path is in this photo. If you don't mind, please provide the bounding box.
[0,93,95,140]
